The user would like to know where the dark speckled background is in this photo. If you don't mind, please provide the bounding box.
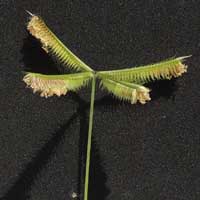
[0,1,200,200]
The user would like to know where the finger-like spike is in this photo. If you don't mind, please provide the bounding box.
[101,79,151,105]
[26,15,93,72]
[23,72,92,98]
[98,56,190,84]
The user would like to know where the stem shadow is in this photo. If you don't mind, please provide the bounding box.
[2,93,111,200]
[77,101,111,200]
[3,111,79,200]
[88,139,110,200]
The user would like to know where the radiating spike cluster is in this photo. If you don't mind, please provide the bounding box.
[98,57,189,84]
[27,15,93,72]
[100,79,151,104]
[24,14,190,105]
[23,72,92,98]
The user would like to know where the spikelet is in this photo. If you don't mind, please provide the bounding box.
[27,16,50,52]
[23,73,68,98]
[132,86,151,104]
[27,14,93,72]
[98,56,190,84]
[100,79,151,105]
[23,72,92,98]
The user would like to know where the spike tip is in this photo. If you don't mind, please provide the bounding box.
[25,10,34,17]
